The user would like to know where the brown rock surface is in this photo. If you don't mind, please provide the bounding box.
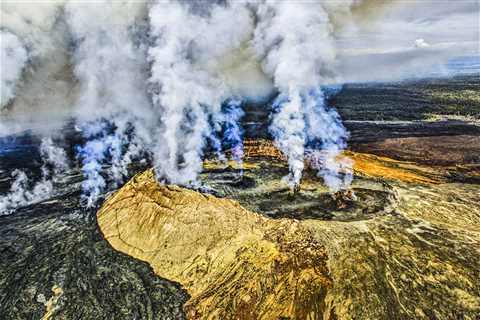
[354,135,480,165]
[243,139,286,159]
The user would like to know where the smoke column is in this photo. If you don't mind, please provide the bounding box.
[40,137,70,177]
[304,89,352,191]
[222,98,245,170]
[253,1,352,189]
[65,1,153,206]
[0,169,53,215]
[147,0,252,185]
[75,123,109,207]
[269,93,306,186]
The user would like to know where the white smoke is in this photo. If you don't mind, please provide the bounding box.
[1,0,478,207]
[0,31,28,108]
[76,127,109,207]
[222,98,245,168]
[148,0,253,185]
[0,137,68,215]
[252,1,354,188]
[269,93,306,186]
[415,38,430,49]
[65,1,153,206]
[40,137,69,176]
[304,89,352,191]
[0,169,53,215]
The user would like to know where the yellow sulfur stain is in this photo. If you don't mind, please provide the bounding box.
[343,151,441,184]
[229,139,442,185]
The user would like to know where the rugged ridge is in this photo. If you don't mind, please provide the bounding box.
[98,169,333,319]
[98,151,480,319]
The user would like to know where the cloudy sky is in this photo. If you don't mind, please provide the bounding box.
[332,0,479,81]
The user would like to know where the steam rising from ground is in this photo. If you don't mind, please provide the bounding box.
[222,98,245,169]
[0,138,68,214]
[253,1,352,188]
[148,0,252,185]
[0,169,53,215]
[0,0,478,210]
[65,1,152,205]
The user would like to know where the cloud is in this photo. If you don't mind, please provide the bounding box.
[415,38,430,48]
[334,0,479,82]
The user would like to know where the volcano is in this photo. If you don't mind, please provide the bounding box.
[1,1,480,319]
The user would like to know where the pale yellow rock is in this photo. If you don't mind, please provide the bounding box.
[98,169,332,320]
[41,285,63,320]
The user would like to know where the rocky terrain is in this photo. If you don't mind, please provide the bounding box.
[97,142,480,319]
[0,167,188,319]
[1,74,480,319]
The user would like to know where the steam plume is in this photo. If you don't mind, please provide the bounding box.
[40,137,69,176]
[148,0,252,185]
[0,137,68,214]
[252,1,351,188]
[0,169,52,215]
[222,98,245,168]
[304,89,352,191]
[65,1,152,205]
[269,93,306,186]
[0,31,28,108]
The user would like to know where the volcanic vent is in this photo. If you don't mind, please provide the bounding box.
[202,140,398,222]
